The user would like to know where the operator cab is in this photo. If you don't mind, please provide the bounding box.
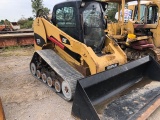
[134,4,158,24]
[52,1,106,53]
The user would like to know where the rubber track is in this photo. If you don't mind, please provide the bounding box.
[36,49,84,98]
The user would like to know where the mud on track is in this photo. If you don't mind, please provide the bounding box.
[0,46,74,120]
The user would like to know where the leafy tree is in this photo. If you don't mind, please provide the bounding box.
[0,20,4,25]
[3,19,9,22]
[17,17,33,29]
[4,19,10,25]
[31,0,43,15]
[105,3,118,22]
[43,7,50,15]
[31,0,50,16]
[28,17,34,21]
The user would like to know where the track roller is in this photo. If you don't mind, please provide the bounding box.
[36,70,41,79]
[62,81,72,101]
[42,73,47,83]
[47,77,53,87]
[30,50,84,101]
[30,63,36,75]
[55,79,61,93]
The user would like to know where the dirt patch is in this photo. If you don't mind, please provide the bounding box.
[0,46,74,120]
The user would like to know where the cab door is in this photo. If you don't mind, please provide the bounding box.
[52,2,82,42]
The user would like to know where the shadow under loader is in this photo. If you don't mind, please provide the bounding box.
[72,56,160,120]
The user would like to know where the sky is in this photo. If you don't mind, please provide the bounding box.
[0,0,140,22]
[0,0,66,22]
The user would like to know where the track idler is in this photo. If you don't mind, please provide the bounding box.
[72,56,160,120]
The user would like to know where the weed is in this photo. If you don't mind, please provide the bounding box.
[3,46,21,52]
[0,45,34,56]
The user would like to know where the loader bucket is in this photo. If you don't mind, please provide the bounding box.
[72,56,160,120]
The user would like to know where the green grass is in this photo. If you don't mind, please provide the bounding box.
[0,45,34,56]
[3,46,22,52]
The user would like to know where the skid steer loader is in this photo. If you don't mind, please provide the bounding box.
[30,0,160,119]
[127,0,160,60]
[105,0,160,62]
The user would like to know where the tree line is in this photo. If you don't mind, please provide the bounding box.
[0,0,50,29]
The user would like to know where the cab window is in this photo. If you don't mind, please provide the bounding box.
[55,6,78,39]
[148,6,158,24]
[134,5,158,24]
[56,7,76,27]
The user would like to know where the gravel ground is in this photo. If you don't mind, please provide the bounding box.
[0,46,74,120]
[0,46,159,120]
